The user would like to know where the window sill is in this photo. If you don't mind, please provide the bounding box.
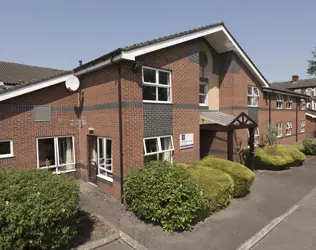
[199,104,208,107]
[285,134,292,137]
[143,101,172,104]
[0,155,14,159]
[54,169,76,174]
[248,105,259,108]
[97,175,113,182]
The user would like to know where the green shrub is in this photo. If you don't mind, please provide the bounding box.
[124,161,209,232]
[197,157,255,198]
[185,165,234,212]
[281,145,306,166]
[0,169,79,250]
[303,139,316,155]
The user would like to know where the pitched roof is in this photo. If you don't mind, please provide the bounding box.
[271,78,316,90]
[200,110,236,126]
[0,61,67,85]
[262,87,309,98]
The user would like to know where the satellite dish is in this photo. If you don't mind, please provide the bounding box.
[65,76,80,91]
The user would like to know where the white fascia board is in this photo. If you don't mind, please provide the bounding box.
[0,73,72,102]
[306,113,316,118]
[75,54,122,76]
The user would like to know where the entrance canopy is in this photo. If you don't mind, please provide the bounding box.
[200,111,257,131]
[199,111,257,170]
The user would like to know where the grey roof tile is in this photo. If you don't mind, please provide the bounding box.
[200,111,236,126]
[0,61,67,85]
[271,78,316,90]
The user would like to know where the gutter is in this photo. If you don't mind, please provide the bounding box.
[262,87,309,98]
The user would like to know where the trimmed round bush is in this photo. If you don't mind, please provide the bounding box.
[185,165,234,212]
[0,169,79,250]
[197,157,255,198]
[303,139,316,155]
[124,161,209,232]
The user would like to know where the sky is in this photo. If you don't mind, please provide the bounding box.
[0,0,315,82]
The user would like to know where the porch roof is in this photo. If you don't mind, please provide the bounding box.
[200,111,257,130]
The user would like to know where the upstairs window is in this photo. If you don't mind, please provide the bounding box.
[301,120,306,133]
[276,122,283,138]
[300,99,306,110]
[142,67,171,103]
[144,136,174,164]
[248,86,259,107]
[199,82,208,105]
[306,88,312,96]
[285,96,293,109]
[286,122,292,136]
[294,89,301,93]
[276,94,283,109]
[0,140,13,159]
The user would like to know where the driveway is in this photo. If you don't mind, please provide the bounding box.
[79,156,316,250]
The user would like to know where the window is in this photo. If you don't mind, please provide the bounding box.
[248,86,259,106]
[199,82,208,105]
[301,120,306,133]
[294,89,301,93]
[285,96,293,109]
[142,67,171,103]
[37,136,75,173]
[314,88,316,96]
[313,100,316,110]
[306,88,312,96]
[143,136,174,164]
[248,128,260,146]
[300,99,306,110]
[97,137,113,181]
[307,102,311,109]
[0,140,13,158]
[276,122,283,138]
[286,122,292,136]
[276,94,283,109]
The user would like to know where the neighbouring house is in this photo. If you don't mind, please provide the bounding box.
[272,76,316,138]
[0,22,310,200]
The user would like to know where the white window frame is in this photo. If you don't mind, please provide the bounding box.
[276,94,283,109]
[307,102,312,109]
[294,89,301,93]
[301,120,306,133]
[199,81,208,106]
[314,88,316,96]
[97,137,113,182]
[313,100,316,111]
[306,88,312,96]
[0,140,14,159]
[247,86,259,107]
[276,122,283,138]
[36,136,76,174]
[143,135,174,162]
[300,99,306,110]
[285,96,293,109]
[142,66,172,103]
[286,122,293,136]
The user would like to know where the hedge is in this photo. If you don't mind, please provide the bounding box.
[248,145,306,170]
[197,157,255,198]
[124,161,209,232]
[185,165,234,212]
[0,169,79,249]
[303,139,316,155]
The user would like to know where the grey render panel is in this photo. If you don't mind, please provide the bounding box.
[248,107,258,123]
[34,106,52,121]
[143,103,173,137]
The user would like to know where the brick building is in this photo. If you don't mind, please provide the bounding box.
[0,23,310,200]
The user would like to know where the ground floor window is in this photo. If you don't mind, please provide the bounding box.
[301,120,306,132]
[143,135,174,164]
[0,140,13,158]
[248,128,260,146]
[97,137,113,181]
[37,136,75,173]
[276,122,283,137]
[286,122,292,136]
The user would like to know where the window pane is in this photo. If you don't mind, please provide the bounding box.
[159,71,170,85]
[160,137,172,151]
[200,95,206,104]
[253,87,259,96]
[38,138,55,167]
[145,138,158,154]
[158,87,170,101]
[143,68,156,83]
[200,84,205,94]
[58,137,74,165]
[99,138,104,164]
[144,154,158,165]
[143,86,156,101]
[248,86,252,95]
[253,97,259,106]
[158,151,173,163]
[248,97,253,105]
[106,139,112,165]
[0,141,11,155]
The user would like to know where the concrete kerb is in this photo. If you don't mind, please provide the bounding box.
[236,156,316,250]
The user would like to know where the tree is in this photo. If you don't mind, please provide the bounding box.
[307,48,316,76]
[266,125,278,146]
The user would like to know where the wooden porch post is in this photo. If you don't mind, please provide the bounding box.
[227,130,234,161]
[249,128,255,171]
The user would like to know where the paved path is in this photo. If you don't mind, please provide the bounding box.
[97,240,132,250]
[253,185,316,250]
[80,156,316,250]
